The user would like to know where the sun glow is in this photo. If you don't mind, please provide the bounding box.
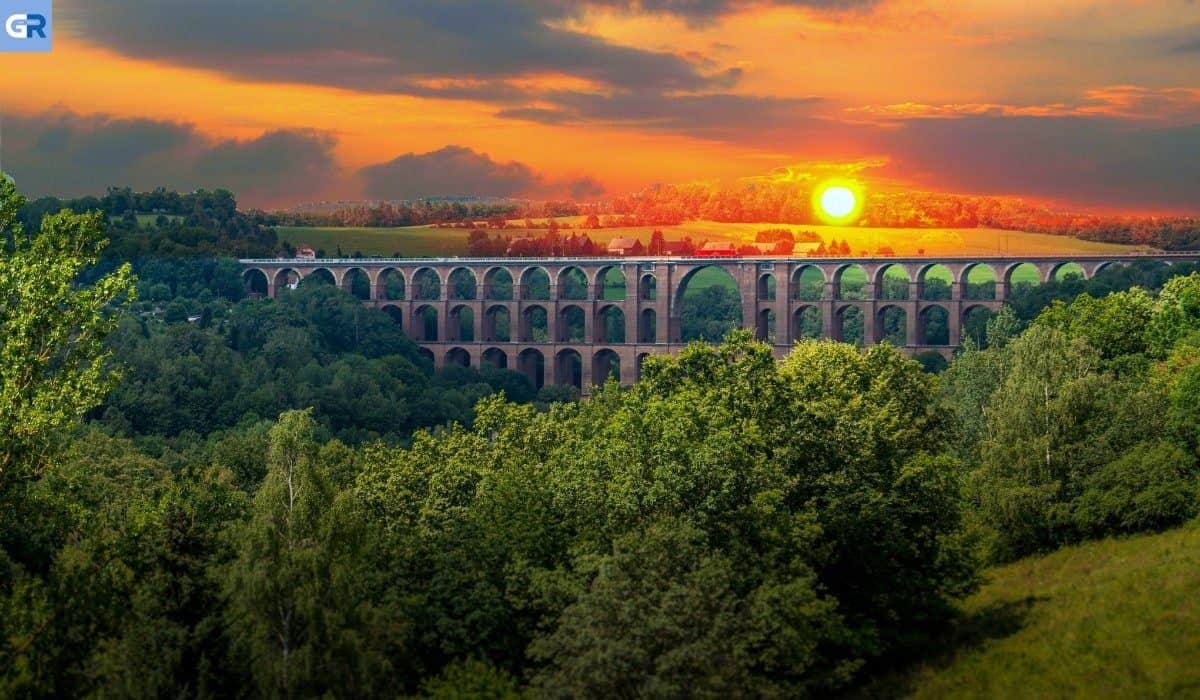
[813,179,865,225]
[821,187,856,218]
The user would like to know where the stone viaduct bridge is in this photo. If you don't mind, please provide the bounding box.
[240,254,1199,392]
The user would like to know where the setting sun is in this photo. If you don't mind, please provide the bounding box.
[813,179,864,225]
[820,186,856,218]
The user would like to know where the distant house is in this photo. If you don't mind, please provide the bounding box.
[295,245,316,260]
[661,241,689,256]
[876,246,896,257]
[793,241,822,256]
[607,237,639,256]
[695,241,738,257]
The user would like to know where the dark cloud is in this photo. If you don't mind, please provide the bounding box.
[873,115,1200,212]
[358,146,543,199]
[57,1,868,146]
[1171,38,1200,53]
[357,146,606,200]
[192,130,338,201]
[2,111,337,204]
[578,0,878,23]
[498,90,824,141]
[60,0,730,96]
[565,175,607,200]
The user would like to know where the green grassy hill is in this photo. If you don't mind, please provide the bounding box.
[863,522,1200,698]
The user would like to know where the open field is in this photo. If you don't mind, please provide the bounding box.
[856,522,1200,698]
[276,220,1150,259]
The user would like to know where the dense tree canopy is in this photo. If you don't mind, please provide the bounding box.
[3,178,1200,696]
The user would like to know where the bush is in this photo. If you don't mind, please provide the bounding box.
[1072,442,1199,537]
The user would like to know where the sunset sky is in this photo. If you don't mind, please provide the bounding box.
[2,0,1199,212]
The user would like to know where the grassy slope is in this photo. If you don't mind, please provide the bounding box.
[275,220,1148,259]
[868,522,1200,698]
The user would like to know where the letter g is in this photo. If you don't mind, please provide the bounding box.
[5,13,28,39]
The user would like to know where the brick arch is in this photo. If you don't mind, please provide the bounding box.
[519,265,552,300]
[874,303,909,345]
[411,266,443,300]
[242,267,269,296]
[375,267,407,300]
[594,264,627,300]
[482,266,514,300]
[790,264,827,301]
[341,266,373,299]
[445,346,472,369]
[446,266,479,300]
[556,265,589,300]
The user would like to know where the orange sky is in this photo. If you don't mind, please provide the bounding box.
[2,0,1199,212]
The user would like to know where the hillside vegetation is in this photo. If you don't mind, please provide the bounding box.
[863,521,1200,698]
[277,220,1148,258]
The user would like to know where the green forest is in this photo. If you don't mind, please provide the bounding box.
[3,179,1200,697]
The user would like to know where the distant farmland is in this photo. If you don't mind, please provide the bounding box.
[275,220,1150,259]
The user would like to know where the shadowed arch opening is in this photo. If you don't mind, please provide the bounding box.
[482,347,508,370]
[793,306,822,340]
[377,268,405,300]
[963,305,996,347]
[593,349,621,385]
[758,273,776,301]
[835,305,864,346]
[343,267,371,300]
[558,266,588,300]
[484,305,511,342]
[636,353,651,381]
[1092,260,1124,279]
[919,305,949,345]
[273,268,300,295]
[597,266,626,300]
[876,264,910,300]
[412,267,441,300]
[302,268,336,287]
[521,305,549,343]
[919,264,952,300]
[877,305,907,345]
[447,268,478,300]
[559,305,585,343]
[676,265,742,343]
[382,305,403,328]
[445,347,471,369]
[639,274,657,301]
[639,308,657,343]
[556,349,583,390]
[596,305,625,343]
[1053,262,1086,282]
[1005,262,1041,291]
[834,264,867,300]
[243,269,268,297]
[757,309,777,343]
[962,263,997,300]
[414,305,439,342]
[792,265,825,301]
[417,347,435,366]
[484,267,513,300]
[518,348,545,390]
[520,267,551,300]
[448,305,474,342]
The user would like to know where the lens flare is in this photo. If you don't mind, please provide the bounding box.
[813,179,865,225]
